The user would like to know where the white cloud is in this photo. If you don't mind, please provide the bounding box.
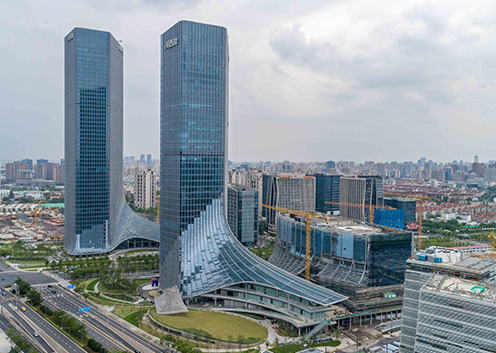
[1,0,496,163]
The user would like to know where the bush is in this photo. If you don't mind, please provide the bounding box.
[87,338,103,352]
[39,304,53,316]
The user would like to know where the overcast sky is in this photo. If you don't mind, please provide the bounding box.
[1,0,495,163]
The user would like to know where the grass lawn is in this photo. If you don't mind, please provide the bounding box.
[151,308,267,342]
[86,279,99,291]
[16,260,46,266]
[133,279,151,287]
[269,341,341,353]
[123,309,147,327]
[125,249,157,256]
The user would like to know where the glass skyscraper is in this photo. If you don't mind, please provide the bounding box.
[64,28,159,255]
[159,21,346,311]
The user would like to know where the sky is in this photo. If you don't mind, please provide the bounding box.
[1,0,496,163]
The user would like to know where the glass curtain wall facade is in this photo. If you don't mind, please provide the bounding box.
[159,21,346,306]
[64,28,159,255]
[314,174,341,213]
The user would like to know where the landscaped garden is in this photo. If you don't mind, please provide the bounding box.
[150,308,267,343]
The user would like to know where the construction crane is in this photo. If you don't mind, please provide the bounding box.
[262,204,329,280]
[54,207,59,240]
[324,201,395,224]
[383,192,438,250]
[28,201,43,231]
[488,231,496,256]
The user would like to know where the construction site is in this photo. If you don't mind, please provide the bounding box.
[0,202,64,242]
[270,212,413,314]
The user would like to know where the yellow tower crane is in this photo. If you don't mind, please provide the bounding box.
[28,200,43,231]
[383,192,438,250]
[54,207,59,240]
[262,204,329,280]
[488,231,496,256]
[324,201,395,224]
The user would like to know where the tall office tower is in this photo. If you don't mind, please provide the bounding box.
[134,169,157,209]
[227,183,258,246]
[146,154,152,167]
[159,21,345,316]
[340,175,383,222]
[140,154,145,166]
[262,174,315,234]
[64,27,159,255]
[474,155,479,163]
[314,174,341,213]
[37,159,49,165]
[21,159,33,170]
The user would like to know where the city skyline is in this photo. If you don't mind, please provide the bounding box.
[2,0,496,163]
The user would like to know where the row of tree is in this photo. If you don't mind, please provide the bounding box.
[6,328,36,353]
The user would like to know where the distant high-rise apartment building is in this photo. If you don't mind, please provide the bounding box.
[325,160,335,172]
[36,159,49,165]
[64,27,158,255]
[34,163,47,180]
[5,162,29,182]
[340,175,383,222]
[227,183,258,246]
[146,154,152,167]
[262,173,315,232]
[314,174,341,213]
[134,169,157,209]
[484,167,496,183]
[21,159,33,170]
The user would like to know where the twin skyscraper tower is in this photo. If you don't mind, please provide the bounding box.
[64,21,344,313]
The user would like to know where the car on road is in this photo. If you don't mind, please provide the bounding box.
[33,332,39,337]
[21,307,26,311]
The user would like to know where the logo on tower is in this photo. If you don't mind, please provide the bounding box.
[165,38,178,49]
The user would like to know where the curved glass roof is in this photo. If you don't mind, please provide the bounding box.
[179,199,347,306]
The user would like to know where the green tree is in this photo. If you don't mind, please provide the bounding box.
[27,289,43,306]
[15,277,31,296]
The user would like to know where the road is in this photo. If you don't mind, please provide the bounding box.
[41,285,165,353]
[0,260,165,353]
[1,289,86,353]
[39,286,128,351]
[0,261,55,287]
[0,261,86,353]
[0,308,42,353]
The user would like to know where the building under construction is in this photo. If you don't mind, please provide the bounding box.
[270,212,413,313]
